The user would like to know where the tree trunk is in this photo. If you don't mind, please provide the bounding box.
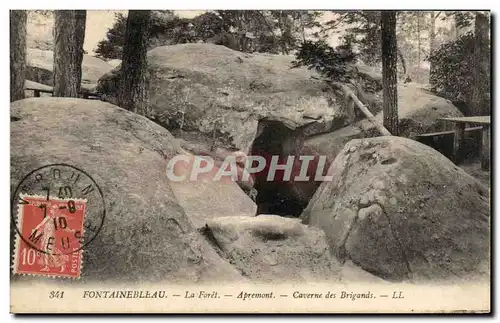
[381,11,399,135]
[118,10,151,116]
[74,10,87,89]
[397,46,407,76]
[429,12,436,53]
[299,14,306,43]
[10,10,27,102]
[336,83,392,136]
[452,16,459,40]
[53,10,85,97]
[471,12,490,116]
[455,13,465,39]
[428,11,438,82]
[416,12,421,64]
[278,11,288,55]
[283,12,294,54]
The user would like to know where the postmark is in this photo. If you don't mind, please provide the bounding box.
[11,164,106,278]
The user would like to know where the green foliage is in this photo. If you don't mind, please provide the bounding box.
[212,10,279,53]
[322,11,442,80]
[443,11,475,29]
[428,32,489,110]
[31,10,53,17]
[268,10,323,54]
[323,11,408,69]
[95,13,127,59]
[95,11,183,59]
[428,33,473,101]
[193,12,229,39]
[315,11,382,65]
[341,11,382,65]
[95,10,324,59]
[292,40,358,83]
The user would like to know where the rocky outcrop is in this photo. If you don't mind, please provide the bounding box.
[202,215,341,282]
[302,136,490,283]
[10,98,244,283]
[394,83,464,137]
[97,43,357,151]
[10,98,487,285]
[168,152,257,228]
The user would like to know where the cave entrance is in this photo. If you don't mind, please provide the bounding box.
[249,117,310,217]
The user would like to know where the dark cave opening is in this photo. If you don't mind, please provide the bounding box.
[249,118,324,217]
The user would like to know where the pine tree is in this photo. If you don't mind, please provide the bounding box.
[75,10,87,88]
[53,10,86,97]
[10,10,27,102]
[471,12,490,116]
[118,10,151,116]
[381,11,399,135]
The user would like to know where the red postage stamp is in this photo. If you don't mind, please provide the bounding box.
[13,194,87,279]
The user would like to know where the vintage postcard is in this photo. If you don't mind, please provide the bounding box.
[9,8,491,313]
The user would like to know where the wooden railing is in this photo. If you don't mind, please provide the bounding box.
[25,80,101,100]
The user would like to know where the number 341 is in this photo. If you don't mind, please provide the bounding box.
[49,291,64,299]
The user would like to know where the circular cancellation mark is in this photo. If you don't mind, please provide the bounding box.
[11,163,106,256]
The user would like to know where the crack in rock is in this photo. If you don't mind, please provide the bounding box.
[337,212,359,264]
[342,201,413,281]
[376,202,413,280]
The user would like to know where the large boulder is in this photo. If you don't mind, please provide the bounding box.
[26,48,113,87]
[97,43,359,151]
[171,180,257,229]
[301,136,490,283]
[168,152,257,228]
[304,123,367,166]
[303,83,464,162]
[10,98,244,283]
[202,215,341,282]
[106,59,122,68]
[395,83,464,137]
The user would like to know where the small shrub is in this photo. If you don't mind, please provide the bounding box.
[427,32,490,114]
[292,40,358,83]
